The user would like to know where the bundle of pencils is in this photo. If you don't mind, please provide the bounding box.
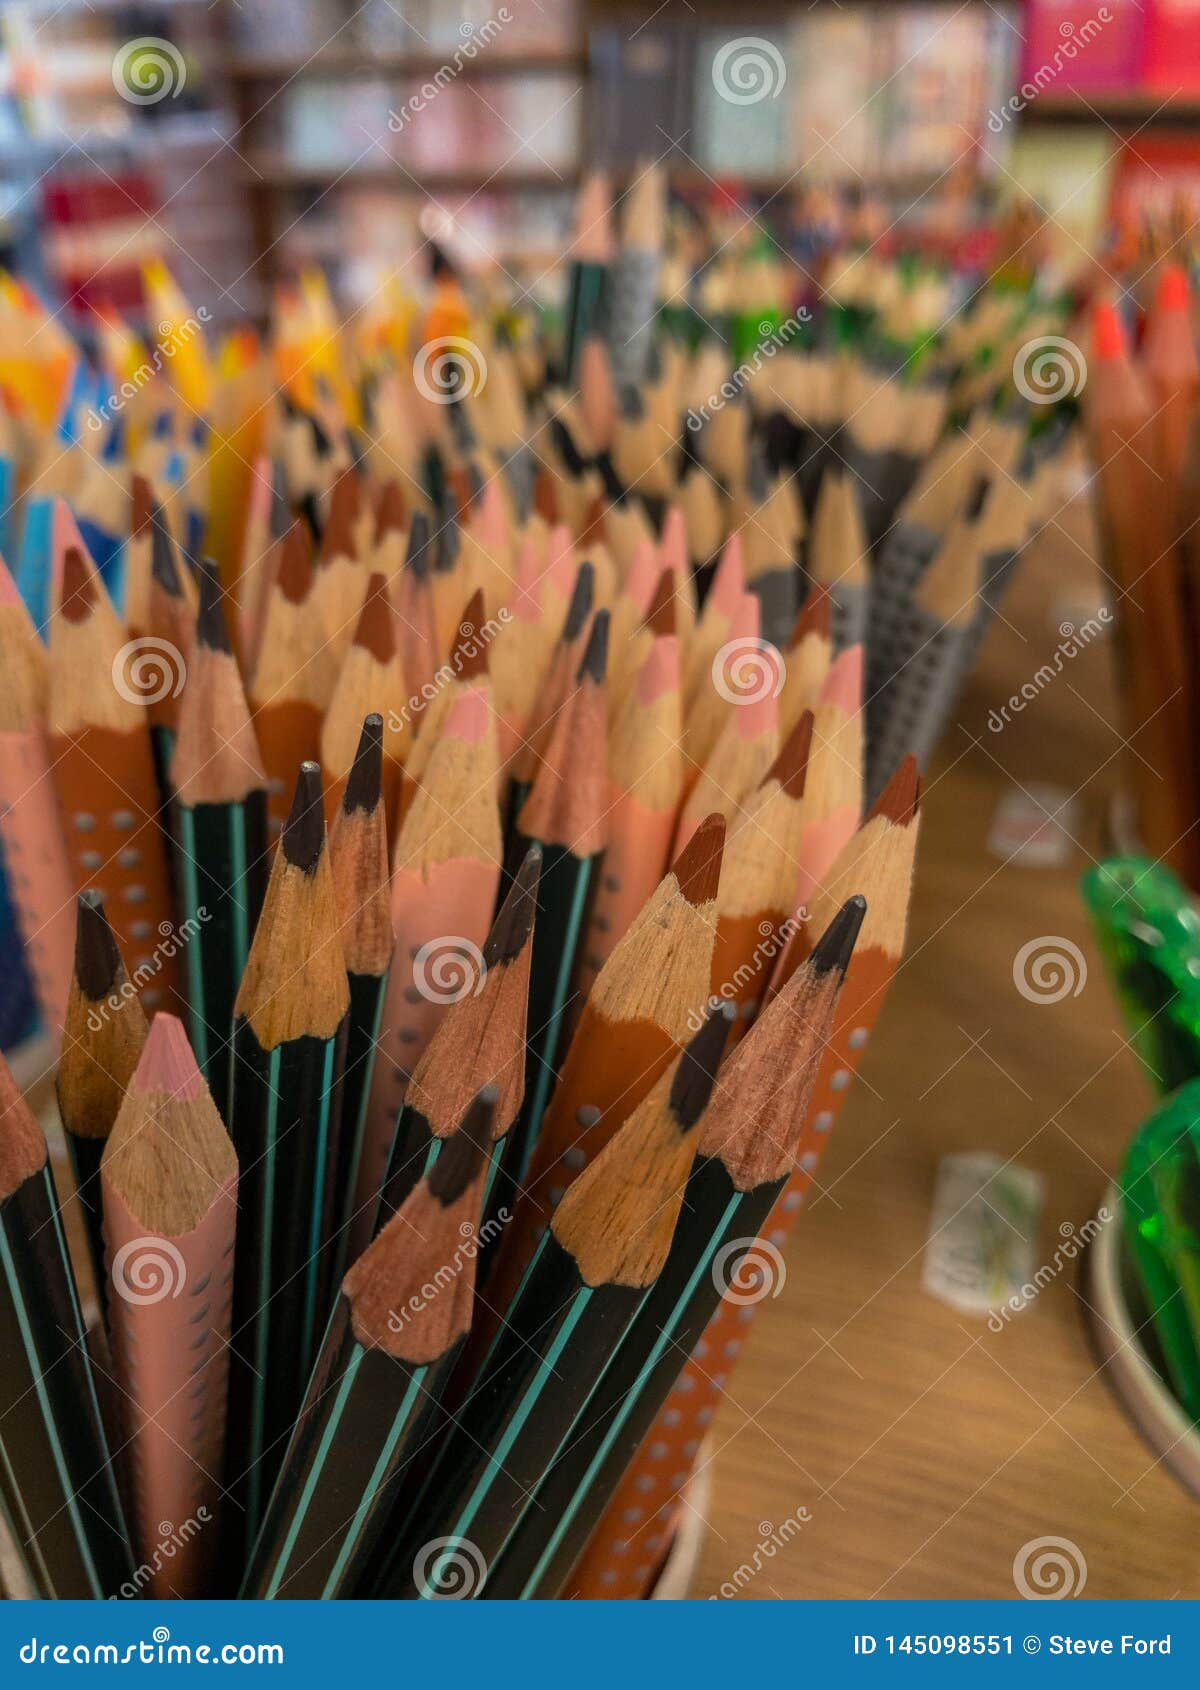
[0,189,1064,1600]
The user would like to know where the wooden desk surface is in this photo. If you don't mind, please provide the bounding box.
[694,469,1200,1601]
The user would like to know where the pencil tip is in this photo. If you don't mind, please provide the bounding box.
[195,557,231,652]
[670,1003,733,1129]
[643,569,676,637]
[577,607,609,684]
[405,510,430,577]
[768,709,814,797]
[867,755,920,826]
[672,813,725,907]
[353,572,395,662]
[60,546,96,623]
[789,583,832,647]
[134,1012,205,1100]
[75,891,122,999]
[343,714,384,814]
[282,762,325,871]
[278,521,314,604]
[428,1087,496,1203]
[563,560,595,641]
[452,589,489,679]
[808,895,867,981]
[150,505,184,597]
[484,843,542,965]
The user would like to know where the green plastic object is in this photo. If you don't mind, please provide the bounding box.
[1120,1083,1200,1425]
[1081,855,1200,1095]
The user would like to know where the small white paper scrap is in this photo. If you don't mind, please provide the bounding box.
[922,1151,1044,1315]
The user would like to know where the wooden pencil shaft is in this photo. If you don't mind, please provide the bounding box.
[379,1232,642,1598]
[326,969,388,1286]
[227,1017,348,1544]
[487,843,595,1234]
[486,1157,784,1598]
[0,1169,132,1597]
[244,1300,456,1600]
[175,793,267,1116]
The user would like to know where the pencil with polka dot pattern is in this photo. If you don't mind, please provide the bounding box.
[46,543,181,1016]
[569,758,920,1597]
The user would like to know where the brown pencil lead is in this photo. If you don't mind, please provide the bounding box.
[451,588,489,680]
[670,1003,733,1128]
[278,521,315,604]
[428,1088,497,1204]
[483,844,542,967]
[673,813,725,908]
[643,569,676,637]
[320,468,360,563]
[768,709,814,797]
[75,891,121,1000]
[375,480,406,543]
[60,546,97,623]
[353,572,395,662]
[131,473,153,536]
[867,754,920,827]
[282,762,325,872]
[788,584,832,647]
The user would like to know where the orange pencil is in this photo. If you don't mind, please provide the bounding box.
[47,545,179,1013]
[0,554,73,1033]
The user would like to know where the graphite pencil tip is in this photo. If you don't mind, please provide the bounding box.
[809,895,867,980]
[405,510,431,577]
[196,557,231,652]
[150,506,184,597]
[343,714,384,815]
[484,843,542,966]
[577,607,609,684]
[282,761,326,871]
[75,891,122,1000]
[671,1003,734,1129]
[429,1087,497,1203]
[563,560,595,641]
